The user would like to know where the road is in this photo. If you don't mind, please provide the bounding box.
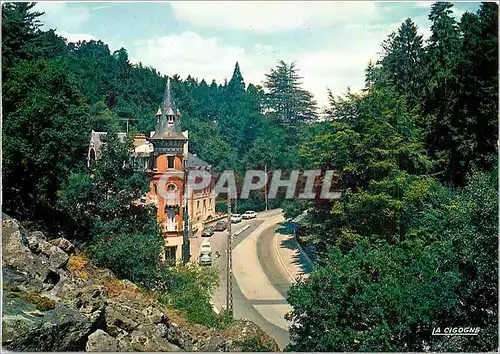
[205,209,307,350]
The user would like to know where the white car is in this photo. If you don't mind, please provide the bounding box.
[231,214,242,223]
[199,241,212,266]
[242,211,258,219]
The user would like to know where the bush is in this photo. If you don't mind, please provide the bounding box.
[91,226,163,285]
[234,337,273,352]
[158,264,231,329]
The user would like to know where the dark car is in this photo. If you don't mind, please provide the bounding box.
[213,220,227,231]
[202,226,215,237]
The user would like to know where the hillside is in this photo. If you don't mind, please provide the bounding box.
[2,215,278,352]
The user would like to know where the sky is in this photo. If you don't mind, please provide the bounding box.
[34,1,480,111]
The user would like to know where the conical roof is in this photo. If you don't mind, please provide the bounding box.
[150,77,186,141]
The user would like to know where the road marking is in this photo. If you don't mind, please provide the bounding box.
[234,224,250,236]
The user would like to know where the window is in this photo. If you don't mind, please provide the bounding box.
[167,155,175,169]
[167,183,177,191]
[168,115,174,123]
[165,246,177,261]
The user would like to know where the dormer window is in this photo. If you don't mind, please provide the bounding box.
[168,115,174,123]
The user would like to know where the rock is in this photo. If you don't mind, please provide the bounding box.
[3,228,36,271]
[56,280,107,327]
[50,237,75,254]
[165,321,193,351]
[196,334,228,352]
[2,215,280,353]
[129,324,182,352]
[142,304,166,324]
[26,236,69,270]
[30,230,46,241]
[85,329,118,352]
[116,333,134,352]
[2,294,92,351]
[105,298,144,335]
[3,267,45,294]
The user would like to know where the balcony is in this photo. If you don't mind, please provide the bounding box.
[164,191,181,206]
[165,220,178,232]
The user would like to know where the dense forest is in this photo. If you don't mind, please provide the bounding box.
[285,2,498,352]
[2,2,498,352]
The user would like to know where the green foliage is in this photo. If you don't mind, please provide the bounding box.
[287,171,497,352]
[91,231,163,285]
[57,131,152,239]
[264,60,318,125]
[289,4,498,351]
[281,200,306,221]
[2,58,88,232]
[234,337,274,352]
[158,264,231,329]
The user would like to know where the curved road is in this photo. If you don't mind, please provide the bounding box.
[208,209,305,349]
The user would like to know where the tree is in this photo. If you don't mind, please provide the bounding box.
[452,4,498,185]
[2,59,88,232]
[379,18,425,109]
[264,60,318,126]
[424,2,462,185]
[2,2,44,69]
[287,169,498,352]
[58,130,153,237]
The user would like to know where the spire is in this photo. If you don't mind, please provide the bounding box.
[150,77,185,141]
[163,77,177,117]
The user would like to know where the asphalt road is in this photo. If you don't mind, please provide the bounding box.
[208,209,292,349]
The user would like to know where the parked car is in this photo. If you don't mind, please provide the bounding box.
[213,220,227,231]
[242,210,258,219]
[199,239,212,266]
[201,226,214,237]
[231,214,242,223]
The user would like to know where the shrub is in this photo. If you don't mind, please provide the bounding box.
[234,337,273,352]
[158,264,230,329]
[90,227,163,285]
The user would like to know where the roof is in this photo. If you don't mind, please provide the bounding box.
[89,131,127,160]
[187,153,210,168]
[150,77,184,141]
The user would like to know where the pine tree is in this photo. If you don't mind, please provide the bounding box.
[380,18,425,109]
[424,1,461,184]
[227,61,245,94]
[263,60,318,125]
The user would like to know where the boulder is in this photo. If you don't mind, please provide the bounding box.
[29,230,47,241]
[116,333,134,352]
[56,280,107,327]
[128,324,182,352]
[142,304,167,324]
[26,235,69,270]
[85,329,119,352]
[105,297,167,335]
[50,237,75,254]
[2,294,92,351]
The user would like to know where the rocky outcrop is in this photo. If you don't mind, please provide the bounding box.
[2,216,279,352]
[85,330,119,352]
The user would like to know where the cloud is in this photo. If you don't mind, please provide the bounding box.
[130,27,390,111]
[415,2,434,9]
[170,1,379,31]
[58,31,97,43]
[131,32,245,82]
[35,2,92,31]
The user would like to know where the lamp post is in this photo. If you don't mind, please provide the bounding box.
[182,169,190,263]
